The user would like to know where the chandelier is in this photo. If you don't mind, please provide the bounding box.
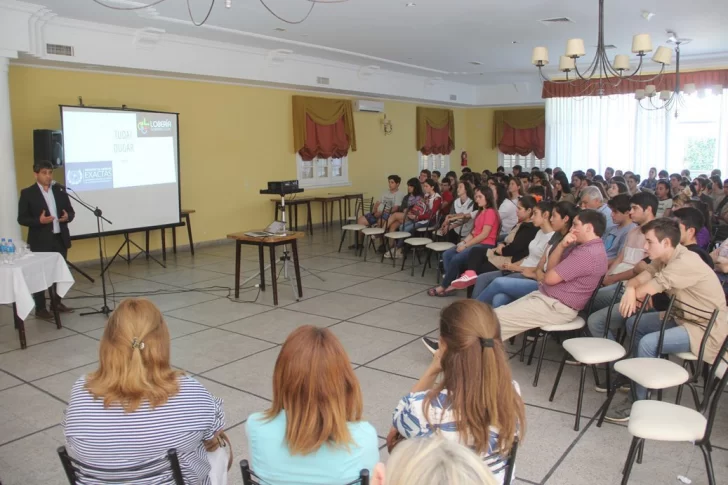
[634,34,692,118]
[531,0,672,96]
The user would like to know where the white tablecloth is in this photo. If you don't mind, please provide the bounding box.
[0,252,75,320]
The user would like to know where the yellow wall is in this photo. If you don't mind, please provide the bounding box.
[9,66,479,263]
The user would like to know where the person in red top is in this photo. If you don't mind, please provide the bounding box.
[439,178,455,218]
[428,185,500,296]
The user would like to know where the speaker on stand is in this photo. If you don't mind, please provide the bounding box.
[33,129,64,167]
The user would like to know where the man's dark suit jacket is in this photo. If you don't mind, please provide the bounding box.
[17,183,76,251]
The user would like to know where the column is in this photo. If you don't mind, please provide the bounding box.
[0,57,20,242]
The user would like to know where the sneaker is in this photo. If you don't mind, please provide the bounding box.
[450,270,478,290]
[385,249,402,259]
[604,396,632,423]
[595,383,630,394]
[422,337,439,355]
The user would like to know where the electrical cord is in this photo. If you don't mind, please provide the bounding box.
[63,284,262,304]
[258,0,315,25]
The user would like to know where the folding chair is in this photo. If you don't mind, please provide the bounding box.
[240,459,370,485]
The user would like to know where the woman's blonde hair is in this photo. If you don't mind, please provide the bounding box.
[85,298,181,413]
[425,299,525,456]
[264,325,363,455]
[386,437,498,485]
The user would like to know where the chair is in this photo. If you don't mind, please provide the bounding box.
[502,437,519,485]
[669,302,719,409]
[548,282,627,431]
[401,236,432,276]
[381,209,412,267]
[528,275,606,391]
[338,197,376,253]
[57,446,185,485]
[619,335,728,485]
[240,459,370,485]
[347,196,374,223]
[596,295,697,428]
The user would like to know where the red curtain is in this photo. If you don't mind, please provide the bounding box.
[498,122,545,159]
[298,115,351,161]
[421,123,454,155]
[542,69,728,98]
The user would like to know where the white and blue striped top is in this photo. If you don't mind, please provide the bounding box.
[392,382,521,485]
[63,375,225,485]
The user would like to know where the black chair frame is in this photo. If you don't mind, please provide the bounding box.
[240,459,370,485]
[57,446,185,485]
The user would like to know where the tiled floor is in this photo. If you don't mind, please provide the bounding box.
[1,230,726,485]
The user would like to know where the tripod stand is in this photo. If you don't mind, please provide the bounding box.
[65,190,114,317]
[241,193,323,300]
[101,233,165,275]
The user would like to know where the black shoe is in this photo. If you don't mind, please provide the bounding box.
[422,337,439,355]
[35,308,54,319]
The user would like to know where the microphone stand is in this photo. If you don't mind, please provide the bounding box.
[64,188,114,317]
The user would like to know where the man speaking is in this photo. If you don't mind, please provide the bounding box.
[17,161,75,318]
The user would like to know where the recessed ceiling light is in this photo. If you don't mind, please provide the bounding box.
[406,2,416,6]
[274,28,286,32]
[512,41,518,44]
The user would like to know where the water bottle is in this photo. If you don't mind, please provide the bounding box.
[7,239,15,263]
[0,238,6,264]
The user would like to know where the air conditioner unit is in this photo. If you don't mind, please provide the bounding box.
[354,100,385,113]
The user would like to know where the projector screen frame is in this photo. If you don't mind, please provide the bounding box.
[58,104,183,241]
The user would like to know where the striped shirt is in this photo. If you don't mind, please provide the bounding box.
[392,383,521,485]
[63,375,225,485]
[540,238,608,311]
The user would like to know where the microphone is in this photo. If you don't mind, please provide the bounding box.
[51,180,67,190]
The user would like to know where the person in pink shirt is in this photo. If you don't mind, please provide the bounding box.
[428,186,500,296]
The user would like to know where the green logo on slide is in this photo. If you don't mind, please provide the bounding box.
[137,118,151,135]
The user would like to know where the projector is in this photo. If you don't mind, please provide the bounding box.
[266,180,300,195]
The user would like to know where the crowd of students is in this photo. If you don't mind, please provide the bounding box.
[58,164,728,485]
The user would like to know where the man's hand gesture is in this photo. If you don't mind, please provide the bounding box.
[39,210,55,225]
[58,210,69,223]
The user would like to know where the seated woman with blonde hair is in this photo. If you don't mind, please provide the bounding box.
[246,325,378,484]
[63,298,228,485]
[389,300,524,485]
[372,436,498,485]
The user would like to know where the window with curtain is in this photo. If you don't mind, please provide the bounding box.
[498,152,546,173]
[419,153,450,173]
[545,89,728,178]
[296,154,349,188]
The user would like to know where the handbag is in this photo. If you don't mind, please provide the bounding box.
[204,430,233,471]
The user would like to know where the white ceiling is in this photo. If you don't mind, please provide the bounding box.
[23,0,728,84]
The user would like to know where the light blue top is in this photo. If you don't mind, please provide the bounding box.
[597,203,615,233]
[603,222,635,260]
[246,411,379,485]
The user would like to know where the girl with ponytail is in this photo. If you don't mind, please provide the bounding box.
[64,299,229,485]
[389,300,525,485]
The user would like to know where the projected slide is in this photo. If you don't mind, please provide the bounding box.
[61,106,181,237]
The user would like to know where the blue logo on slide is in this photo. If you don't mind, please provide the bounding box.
[65,161,114,192]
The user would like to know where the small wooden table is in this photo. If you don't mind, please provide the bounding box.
[227,231,305,306]
[270,198,314,235]
[145,209,196,260]
[340,193,365,220]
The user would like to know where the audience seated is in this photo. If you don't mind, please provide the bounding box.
[607,180,629,199]
[246,326,378,484]
[639,167,658,191]
[391,300,524,485]
[498,178,522,239]
[439,181,477,244]
[439,177,455,218]
[579,186,614,232]
[605,218,728,422]
[357,175,403,248]
[373,437,498,485]
[450,198,547,291]
[491,210,608,341]
[471,201,578,308]
[686,199,712,249]
[63,299,228,485]
[654,179,673,218]
[602,194,634,263]
[386,177,423,235]
[553,172,575,204]
[428,186,500,296]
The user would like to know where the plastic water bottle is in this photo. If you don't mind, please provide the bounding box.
[0,238,6,264]
[7,239,15,263]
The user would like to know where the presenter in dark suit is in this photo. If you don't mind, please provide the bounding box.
[17,161,76,318]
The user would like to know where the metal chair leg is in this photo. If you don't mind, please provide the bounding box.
[597,387,617,428]
[527,332,540,365]
[699,442,716,485]
[363,236,370,262]
[410,247,416,276]
[421,249,430,277]
[549,352,568,402]
[621,437,641,484]
[574,365,587,431]
[533,332,550,387]
[636,440,644,464]
[337,231,347,252]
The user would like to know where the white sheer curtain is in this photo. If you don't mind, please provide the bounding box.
[546,89,728,178]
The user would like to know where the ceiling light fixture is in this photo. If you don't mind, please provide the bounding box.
[406,2,416,7]
[225,0,232,8]
[531,0,671,96]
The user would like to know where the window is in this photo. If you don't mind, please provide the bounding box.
[419,153,450,173]
[669,93,723,178]
[296,154,350,188]
[498,152,545,173]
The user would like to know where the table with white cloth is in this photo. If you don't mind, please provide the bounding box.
[0,252,75,349]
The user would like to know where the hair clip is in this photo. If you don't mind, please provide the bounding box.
[131,338,145,350]
[532,195,543,203]
[479,337,494,349]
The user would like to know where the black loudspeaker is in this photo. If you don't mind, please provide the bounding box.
[33,129,64,167]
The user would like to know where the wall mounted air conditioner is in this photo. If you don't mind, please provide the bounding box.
[354,100,385,113]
